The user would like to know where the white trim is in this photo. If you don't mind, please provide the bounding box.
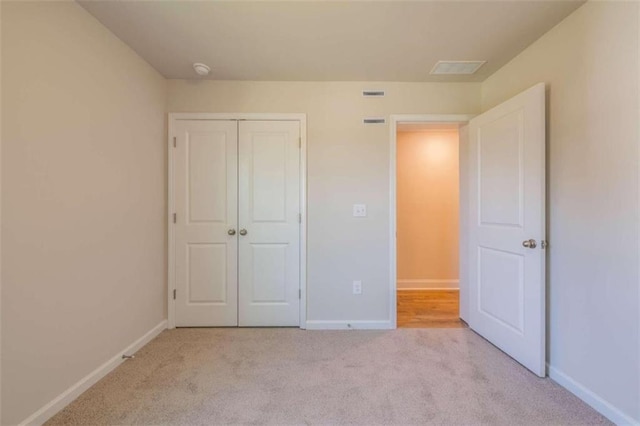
[389,114,475,330]
[299,118,308,329]
[167,117,176,329]
[397,279,459,290]
[548,364,640,426]
[637,6,640,424]
[390,114,476,124]
[167,113,308,329]
[169,113,306,122]
[19,320,167,426]
[305,320,393,330]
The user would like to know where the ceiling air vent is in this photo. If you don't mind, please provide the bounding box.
[430,61,486,75]
[363,117,386,124]
[362,90,385,97]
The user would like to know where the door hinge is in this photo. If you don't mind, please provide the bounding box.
[299,137,301,148]
[173,213,177,223]
[299,289,301,299]
[173,289,176,300]
[173,137,177,148]
[298,213,302,223]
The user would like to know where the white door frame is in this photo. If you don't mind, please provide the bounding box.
[167,113,308,329]
[389,114,475,328]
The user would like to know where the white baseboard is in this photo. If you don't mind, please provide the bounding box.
[20,320,168,426]
[397,279,459,290]
[548,364,639,426]
[305,320,393,330]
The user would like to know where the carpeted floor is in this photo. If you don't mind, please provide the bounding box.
[47,328,610,425]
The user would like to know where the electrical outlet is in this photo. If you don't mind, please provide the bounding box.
[353,204,367,217]
[353,280,362,295]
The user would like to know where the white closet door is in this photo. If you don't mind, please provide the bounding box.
[174,120,238,326]
[238,121,301,326]
[468,83,546,376]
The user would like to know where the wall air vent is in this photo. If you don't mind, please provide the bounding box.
[430,61,486,75]
[363,117,386,124]
[362,90,385,97]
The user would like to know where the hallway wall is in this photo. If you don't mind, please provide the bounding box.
[396,130,459,289]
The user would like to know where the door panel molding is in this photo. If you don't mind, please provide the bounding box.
[168,113,307,329]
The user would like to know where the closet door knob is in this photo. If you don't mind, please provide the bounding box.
[522,239,537,249]
[239,229,248,236]
[227,229,236,236]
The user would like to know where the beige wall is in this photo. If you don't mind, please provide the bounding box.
[482,2,639,423]
[396,130,459,287]
[1,2,167,424]
[168,80,480,324]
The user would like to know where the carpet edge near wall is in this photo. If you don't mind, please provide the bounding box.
[19,320,167,426]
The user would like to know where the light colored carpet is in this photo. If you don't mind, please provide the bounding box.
[47,328,609,425]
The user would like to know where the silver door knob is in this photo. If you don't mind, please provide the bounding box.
[239,229,247,236]
[227,229,236,236]
[522,239,537,249]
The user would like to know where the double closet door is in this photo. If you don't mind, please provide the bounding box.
[173,119,301,327]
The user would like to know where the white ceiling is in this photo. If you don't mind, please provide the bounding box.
[78,0,584,82]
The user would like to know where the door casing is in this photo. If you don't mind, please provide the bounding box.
[167,113,308,329]
[389,114,476,329]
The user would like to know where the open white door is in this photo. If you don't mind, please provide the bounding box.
[468,83,546,376]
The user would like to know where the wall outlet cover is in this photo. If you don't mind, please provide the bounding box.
[353,204,367,217]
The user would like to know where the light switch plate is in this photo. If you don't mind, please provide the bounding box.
[353,204,367,217]
[353,280,362,295]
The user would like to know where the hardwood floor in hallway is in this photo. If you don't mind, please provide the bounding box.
[397,289,466,328]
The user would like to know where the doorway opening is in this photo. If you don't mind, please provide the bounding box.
[389,115,474,329]
[396,123,462,327]
[390,86,545,373]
